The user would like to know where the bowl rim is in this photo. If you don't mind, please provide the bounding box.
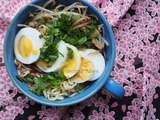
[3,0,116,106]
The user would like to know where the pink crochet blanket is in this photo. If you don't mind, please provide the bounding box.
[0,0,160,120]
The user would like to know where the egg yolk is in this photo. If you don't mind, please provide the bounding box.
[71,57,94,82]
[61,55,77,78]
[17,36,38,57]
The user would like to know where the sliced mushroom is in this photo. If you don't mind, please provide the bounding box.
[92,38,105,50]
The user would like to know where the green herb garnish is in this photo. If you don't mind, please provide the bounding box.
[67,47,74,59]
[40,39,59,63]
[39,14,99,63]
[22,72,66,95]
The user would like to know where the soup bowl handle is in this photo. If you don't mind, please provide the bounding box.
[104,79,125,97]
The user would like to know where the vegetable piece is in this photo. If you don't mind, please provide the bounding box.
[92,38,105,50]
[22,72,66,95]
[67,47,74,59]
[39,39,59,64]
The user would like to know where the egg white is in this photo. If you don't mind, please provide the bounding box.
[14,27,44,64]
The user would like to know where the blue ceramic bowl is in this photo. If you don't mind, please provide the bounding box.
[4,0,125,106]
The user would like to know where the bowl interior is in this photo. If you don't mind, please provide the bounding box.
[4,0,115,106]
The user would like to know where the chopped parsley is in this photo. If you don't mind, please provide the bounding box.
[67,47,74,59]
[40,39,59,64]
[39,14,99,64]
[21,72,66,95]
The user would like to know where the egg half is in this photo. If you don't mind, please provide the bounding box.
[61,43,81,78]
[14,27,44,64]
[36,41,68,72]
[79,49,105,81]
[71,57,94,83]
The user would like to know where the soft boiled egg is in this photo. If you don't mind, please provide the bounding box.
[36,41,68,72]
[14,27,44,64]
[78,49,105,81]
[61,43,81,78]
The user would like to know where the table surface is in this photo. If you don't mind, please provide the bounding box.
[0,0,160,120]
